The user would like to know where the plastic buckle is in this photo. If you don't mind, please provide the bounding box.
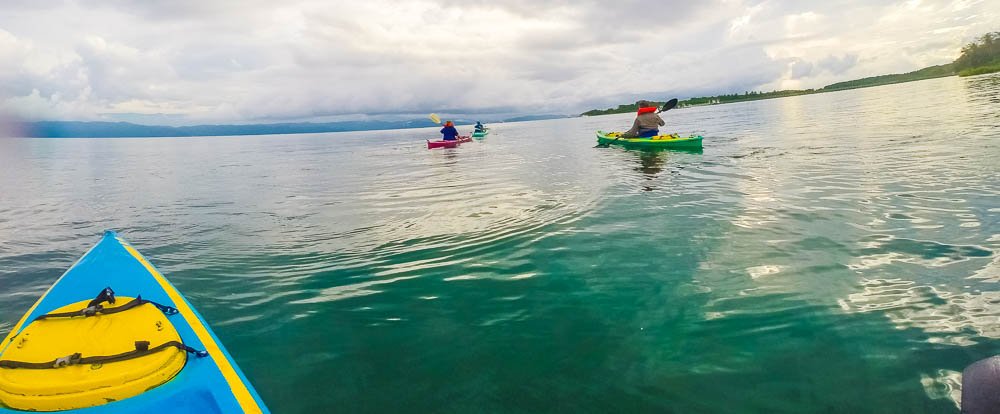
[81,305,102,316]
[53,353,81,368]
[101,287,116,305]
[153,302,179,315]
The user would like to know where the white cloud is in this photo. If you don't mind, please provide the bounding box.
[0,0,998,124]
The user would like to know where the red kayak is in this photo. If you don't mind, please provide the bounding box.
[427,136,472,149]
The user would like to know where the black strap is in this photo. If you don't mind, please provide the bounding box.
[36,295,178,320]
[0,341,208,369]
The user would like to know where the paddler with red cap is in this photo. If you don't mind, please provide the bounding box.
[440,121,460,141]
[622,100,665,138]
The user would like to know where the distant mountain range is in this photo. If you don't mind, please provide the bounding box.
[14,114,572,138]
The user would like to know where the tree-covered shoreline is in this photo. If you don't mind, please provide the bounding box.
[582,31,999,117]
[955,31,1000,76]
[579,65,952,117]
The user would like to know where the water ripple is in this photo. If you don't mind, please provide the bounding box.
[0,75,997,413]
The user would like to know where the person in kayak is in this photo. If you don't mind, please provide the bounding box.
[440,121,460,141]
[474,121,485,133]
[622,100,664,138]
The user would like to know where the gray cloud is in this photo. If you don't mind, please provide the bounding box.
[1,0,998,124]
[817,54,859,76]
[789,59,815,79]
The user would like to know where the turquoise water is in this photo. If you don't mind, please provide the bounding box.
[1,74,998,413]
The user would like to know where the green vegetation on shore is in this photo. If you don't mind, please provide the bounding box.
[959,62,1000,76]
[955,32,1000,76]
[579,63,951,116]
[820,64,954,90]
[582,30,999,117]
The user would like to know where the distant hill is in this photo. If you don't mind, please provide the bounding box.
[577,30,1000,117]
[501,114,572,122]
[821,63,954,91]
[16,114,573,138]
[581,63,957,117]
[18,119,442,138]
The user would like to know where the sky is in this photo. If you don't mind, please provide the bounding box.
[0,0,998,125]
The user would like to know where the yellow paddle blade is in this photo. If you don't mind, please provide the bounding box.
[429,113,441,124]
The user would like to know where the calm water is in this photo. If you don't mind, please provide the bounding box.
[1,74,999,413]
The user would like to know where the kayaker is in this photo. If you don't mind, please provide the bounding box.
[440,121,459,141]
[622,100,664,138]
[474,121,485,132]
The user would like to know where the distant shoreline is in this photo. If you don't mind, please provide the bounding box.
[11,32,998,138]
[584,30,1000,116]
[12,114,571,139]
[959,62,1000,77]
[581,64,955,116]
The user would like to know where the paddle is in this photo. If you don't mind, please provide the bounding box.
[426,114,442,146]
[596,98,679,148]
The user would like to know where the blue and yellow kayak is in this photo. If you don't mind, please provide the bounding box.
[0,231,268,413]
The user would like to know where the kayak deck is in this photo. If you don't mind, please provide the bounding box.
[0,231,269,413]
[472,128,489,138]
[0,296,188,411]
[596,130,703,149]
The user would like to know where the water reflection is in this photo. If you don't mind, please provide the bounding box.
[627,148,704,191]
[636,150,666,175]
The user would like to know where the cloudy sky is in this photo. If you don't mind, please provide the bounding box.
[1,0,997,125]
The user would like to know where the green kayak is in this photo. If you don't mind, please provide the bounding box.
[596,130,703,149]
[472,128,490,139]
